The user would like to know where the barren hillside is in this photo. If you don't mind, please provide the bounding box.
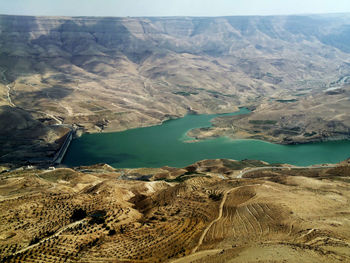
[0,159,349,262]
[189,85,350,144]
[1,14,350,163]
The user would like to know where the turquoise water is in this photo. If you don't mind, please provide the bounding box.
[63,108,350,168]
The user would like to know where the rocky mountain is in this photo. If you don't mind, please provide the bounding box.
[1,13,350,263]
[189,85,350,144]
[1,14,350,163]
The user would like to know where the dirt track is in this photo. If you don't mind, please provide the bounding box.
[191,183,259,254]
[175,164,340,262]
[0,68,15,107]
[237,165,337,178]
[13,219,86,256]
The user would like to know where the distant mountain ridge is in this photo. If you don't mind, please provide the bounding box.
[1,14,350,56]
[1,14,350,164]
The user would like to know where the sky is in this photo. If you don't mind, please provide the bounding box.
[1,0,350,17]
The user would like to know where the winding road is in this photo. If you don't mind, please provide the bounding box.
[191,186,232,254]
[0,66,74,165]
[13,219,86,256]
[0,68,15,107]
[172,163,339,262]
[1,67,64,125]
[237,164,337,178]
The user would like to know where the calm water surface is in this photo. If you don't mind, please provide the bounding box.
[63,108,350,168]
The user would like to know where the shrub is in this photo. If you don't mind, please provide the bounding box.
[209,193,223,201]
[70,208,87,222]
[88,210,106,225]
[29,237,41,245]
[249,120,277,125]
[108,229,116,236]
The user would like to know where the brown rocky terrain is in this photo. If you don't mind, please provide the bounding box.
[1,14,350,163]
[0,105,70,166]
[0,159,349,262]
[1,13,350,263]
[189,85,350,144]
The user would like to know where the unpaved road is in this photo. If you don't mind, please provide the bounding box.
[13,219,86,256]
[172,164,338,262]
[190,187,232,254]
[0,68,15,107]
[170,249,222,263]
[237,165,337,178]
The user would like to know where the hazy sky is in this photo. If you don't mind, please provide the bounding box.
[1,0,350,17]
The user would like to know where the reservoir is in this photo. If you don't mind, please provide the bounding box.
[63,108,350,168]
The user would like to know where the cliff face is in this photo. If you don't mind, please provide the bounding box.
[1,14,350,105]
[1,14,350,164]
[1,14,350,56]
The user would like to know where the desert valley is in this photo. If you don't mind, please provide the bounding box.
[0,12,350,262]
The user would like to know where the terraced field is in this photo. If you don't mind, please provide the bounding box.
[1,160,350,262]
[0,167,223,262]
[201,185,295,249]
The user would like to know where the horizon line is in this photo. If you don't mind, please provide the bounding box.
[0,11,349,19]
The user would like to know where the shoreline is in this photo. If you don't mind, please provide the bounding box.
[73,113,350,147]
[187,126,350,146]
[77,107,244,136]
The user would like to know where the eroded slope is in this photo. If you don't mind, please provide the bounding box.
[189,86,350,144]
[1,14,350,163]
[0,160,349,262]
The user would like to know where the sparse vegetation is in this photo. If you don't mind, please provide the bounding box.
[304,131,317,137]
[29,237,41,245]
[1,14,350,167]
[70,208,87,222]
[1,11,350,263]
[172,91,199,96]
[108,229,116,236]
[88,210,106,225]
[209,192,223,201]
[276,99,298,103]
[0,161,350,262]
[249,120,277,125]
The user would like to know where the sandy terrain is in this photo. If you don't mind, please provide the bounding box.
[0,159,349,262]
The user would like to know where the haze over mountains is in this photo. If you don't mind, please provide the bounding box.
[1,12,350,263]
[1,14,350,164]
